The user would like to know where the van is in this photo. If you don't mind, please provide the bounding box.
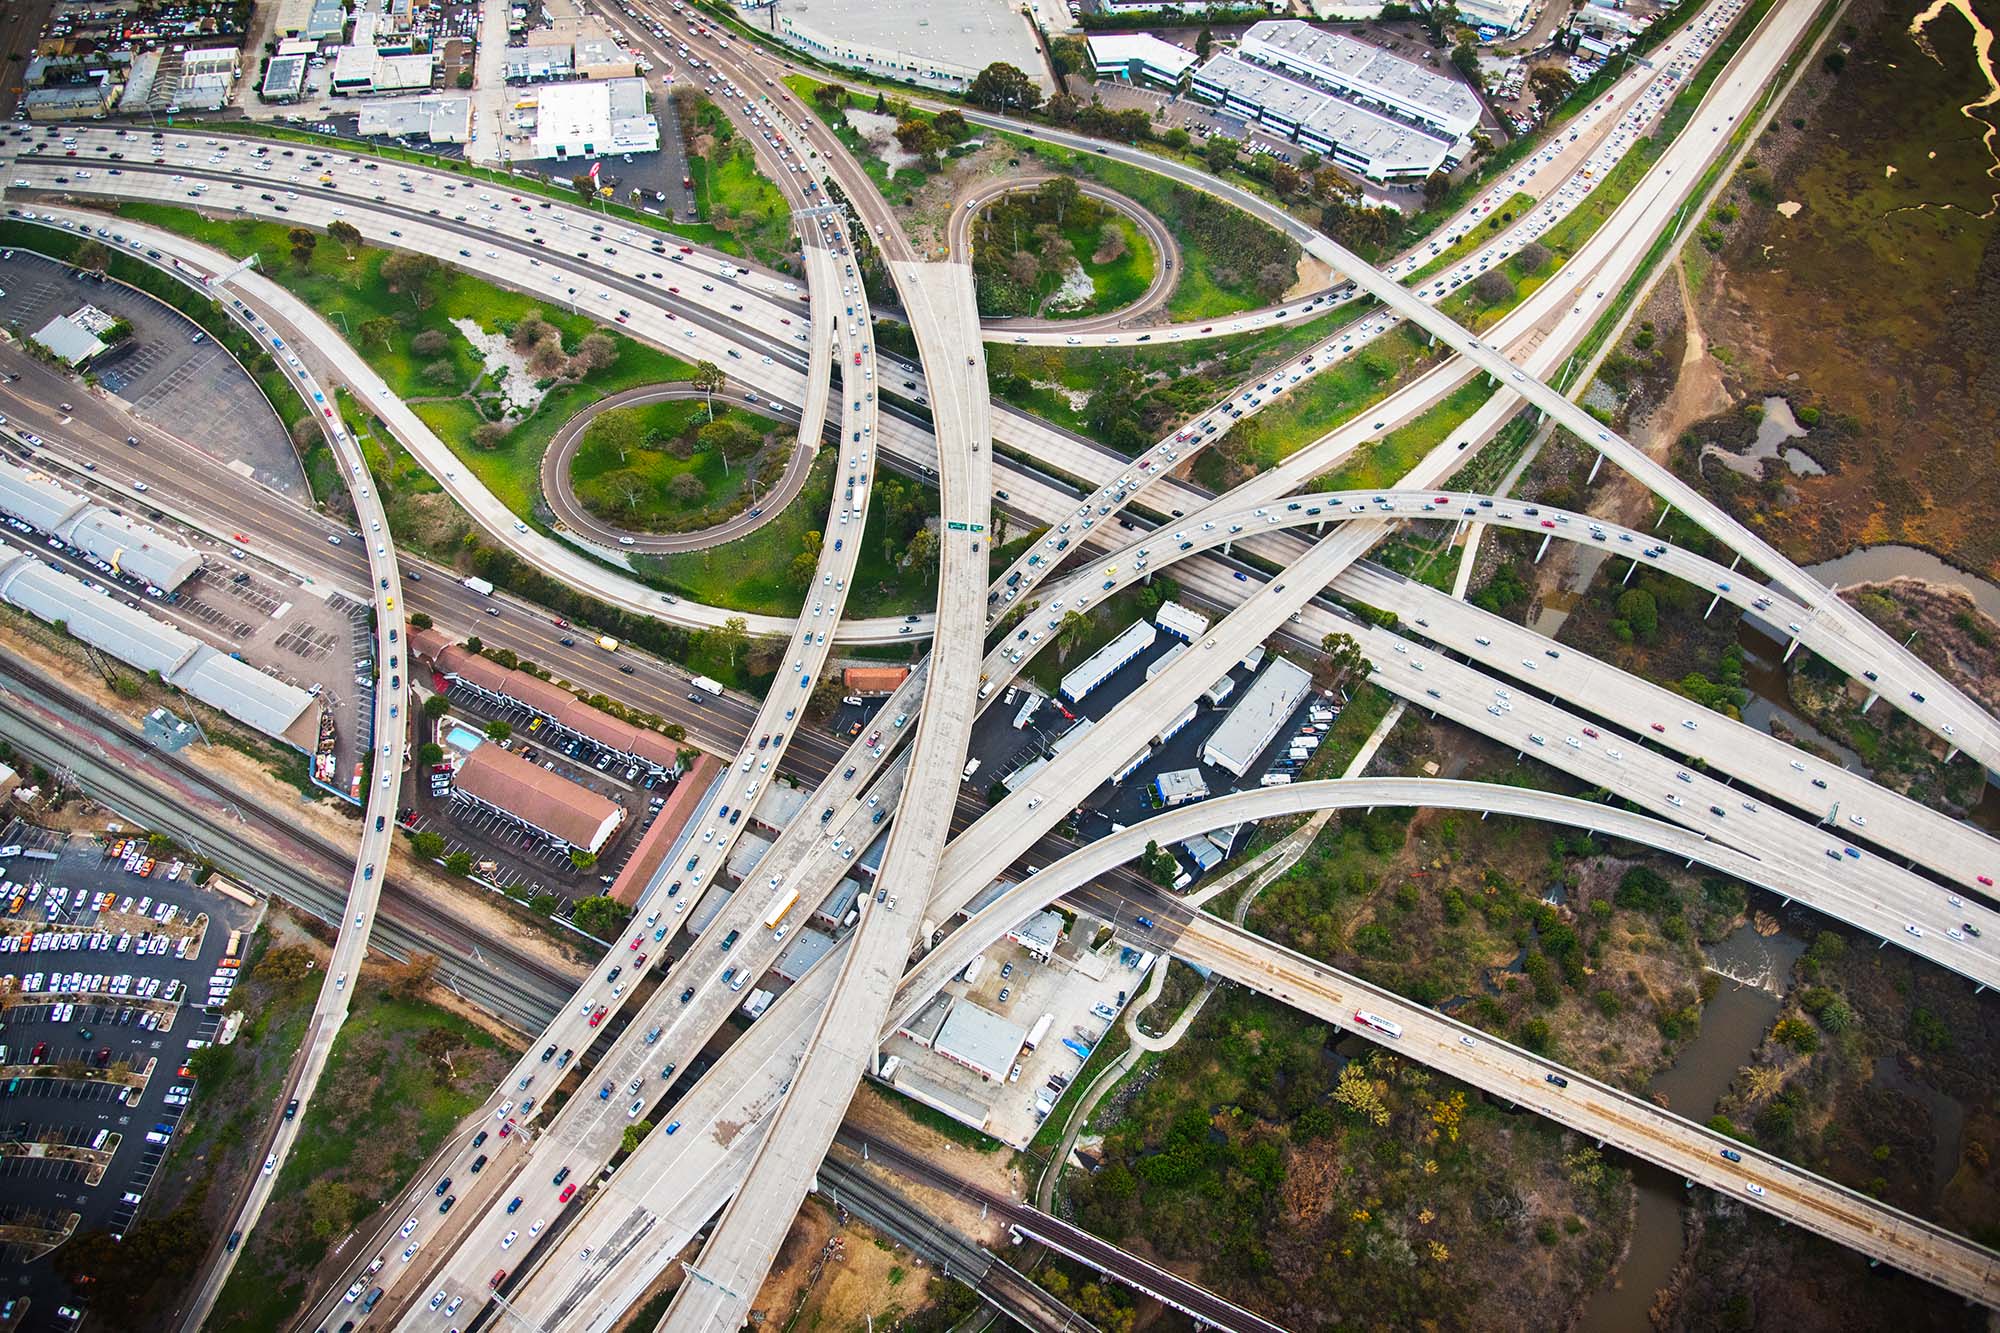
[962,758,981,781]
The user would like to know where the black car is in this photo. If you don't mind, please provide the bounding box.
[1966,923,1983,938]
[473,1130,489,1148]
[541,1044,557,1062]
[439,1194,456,1213]
[434,1176,452,1196]
[284,1098,300,1120]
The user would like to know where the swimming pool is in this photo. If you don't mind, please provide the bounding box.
[445,725,485,753]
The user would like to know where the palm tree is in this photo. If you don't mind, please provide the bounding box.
[692,360,725,422]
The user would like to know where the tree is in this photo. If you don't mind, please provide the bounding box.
[1055,610,1089,661]
[569,848,598,872]
[287,226,318,268]
[455,68,474,89]
[931,109,970,141]
[708,615,749,669]
[422,693,451,719]
[385,952,439,999]
[1334,1061,1390,1126]
[327,218,364,257]
[1138,840,1177,887]
[1161,127,1191,153]
[1196,26,1214,58]
[668,471,705,504]
[691,359,725,420]
[485,719,513,741]
[1529,66,1573,116]
[73,239,110,273]
[905,523,938,571]
[1319,632,1371,682]
[1450,38,1481,82]
[572,894,627,939]
[358,316,398,348]
[411,327,449,357]
[812,80,849,111]
[419,741,445,764]
[412,830,446,858]
[1203,136,1240,176]
[290,416,321,450]
[444,851,473,876]
[381,250,442,309]
[1049,35,1091,82]
[895,117,942,165]
[472,421,509,450]
[621,1120,653,1153]
[968,62,1041,113]
[409,611,433,631]
[566,332,617,378]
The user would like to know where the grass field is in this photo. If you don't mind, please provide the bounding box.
[639,454,940,616]
[210,983,511,1330]
[783,75,943,202]
[1405,192,1537,285]
[683,94,794,266]
[568,400,783,531]
[1312,377,1495,493]
[113,203,696,521]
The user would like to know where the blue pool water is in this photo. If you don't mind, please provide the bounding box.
[445,725,485,753]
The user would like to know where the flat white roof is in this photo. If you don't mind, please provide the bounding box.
[1154,599,1209,641]
[1203,655,1314,776]
[529,77,659,159]
[1194,53,1454,177]
[1240,19,1481,134]
[1060,620,1156,703]
[1088,32,1201,78]
[775,0,1045,86]
[933,999,1029,1082]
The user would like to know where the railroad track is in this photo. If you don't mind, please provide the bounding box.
[0,660,574,1028]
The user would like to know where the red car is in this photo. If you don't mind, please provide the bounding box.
[1649,723,1666,733]
[630,935,644,951]
[853,352,862,365]
[588,1005,608,1027]
[1980,876,1995,887]
[499,1123,513,1138]
[866,731,881,747]
[491,1269,508,1289]
[559,1183,578,1203]
[1582,727,1599,738]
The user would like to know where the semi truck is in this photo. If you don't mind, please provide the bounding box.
[1023,1013,1054,1052]
[462,576,494,596]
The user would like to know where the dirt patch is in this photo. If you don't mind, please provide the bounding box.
[844,1082,1026,1204]
[1283,252,1335,302]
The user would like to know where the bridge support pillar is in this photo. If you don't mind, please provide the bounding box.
[1144,570,1152,586]
[1704,593,1721,619]
[1587,453,1603,485]
[1316,521,1327,535]
[1861,691,1879,713]
[1222,541,1232,556]
[1655,504,1672,530]
[1730,554,1741,571]
[1622,559,1637,586]
[1946,746,1959,764]
[1783,634,1802,662]
[1535,534,1552,563]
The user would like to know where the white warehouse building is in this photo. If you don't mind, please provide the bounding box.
[1202,656,1314,776]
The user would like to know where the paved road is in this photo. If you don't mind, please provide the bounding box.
[538,382,831,553]
[950,175,1181,332]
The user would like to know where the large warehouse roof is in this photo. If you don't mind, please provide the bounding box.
[453,744,624,852]
[1202,655,1314,776]
[933,1000,1029,1082]
[170,648,317,743]
[61,510,204,591]
[0,555,197,676]
[0,466,91,533]
[0,552,317,744]
[0,464,203,591]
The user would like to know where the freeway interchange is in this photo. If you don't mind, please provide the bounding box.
[4,0,2000,1320]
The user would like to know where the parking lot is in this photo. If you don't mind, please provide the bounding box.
[397,684,676,904]
[0,249,304,498]
[0,826,251,1320]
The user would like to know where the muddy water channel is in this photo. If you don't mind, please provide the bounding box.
[1575,919,1804,1330]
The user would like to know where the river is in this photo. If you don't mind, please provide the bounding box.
[1574,916,1805,1331]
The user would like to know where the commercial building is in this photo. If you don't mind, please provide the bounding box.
[28,313,108,366]
[450,744,625,854]
[1154,768,1209,807]
[0,762,18,805]
[1202,655,1314,776]
[843,665,909,695]
[1153,703,1197,747]
[774,927,837,982]
[897,992,953,1049]
[813,878,863,929]
[1087,33,1200,88]
[0,553,318,749]
[1237,21,1481,137]
[0,465,203,591]
[261,54,309,102]
[1204,674,1237,707]
[1144,641,1188,683]
[1458,0,1535,33]
[410,627,682,773]
[275,0,351,40]
[1154,599,1209,643]
[1087,0,1285,13]
[572,36,636,80]
[1190,20,1482,180]
[23,84,119,121]
[1060,620,1156,704]
[932,1000,1029,1082]
[687,886,734,937]
[331,43,434,95]
[524,77,659,160]
[1008,910,1064,960]
[773,0,1045,93]
[502,43,574,83]
[606,754,718,907]
[356,94,473,143]
[1181,834,1225,871]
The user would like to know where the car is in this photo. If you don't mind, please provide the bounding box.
[263,1153,277,1175]
[502,1230,519,1249]
[1544,1073,1568,1088]
[1745,1182,1766,1197]
[507,1196,524,1213]
[559,1183,578,1203]
[1906,923,1923,937]
[1966,923,1983,938]
[439,1194,456,1213]
[1721,1148,1743,1162]
[628,1099,646,1118]
[434,1176,452,1197]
